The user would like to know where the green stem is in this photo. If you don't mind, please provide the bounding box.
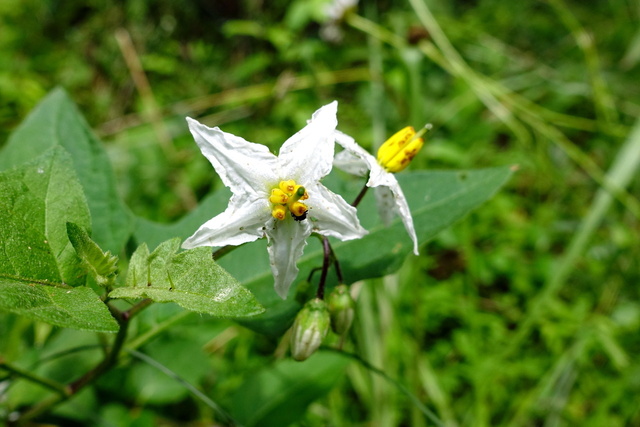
[11,299,151,425]
[348,11,640,219]
[499,120,640,361]
[0,359,70,396]
[127,349,238,425]
[316,237,332,300]
[13,316,130,425]
[122,298,153,321]
[325,347,446,427]
[351,181,370,207]
[212,244,237,260]
[126,310,192,352]
[329,244,344,284]
[69,319,130,394]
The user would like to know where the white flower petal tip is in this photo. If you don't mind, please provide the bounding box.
[183,103,365,298]
[334,130,420,256]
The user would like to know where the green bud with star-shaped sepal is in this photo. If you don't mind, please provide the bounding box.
[290,298,330,361]
[327,284,355,335]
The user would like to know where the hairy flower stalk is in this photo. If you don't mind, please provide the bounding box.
[182,102,367,298]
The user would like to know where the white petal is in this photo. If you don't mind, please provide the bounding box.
[334,149,369,177]
[334,130,382,175]
[279,102,338,183]
[182,195,271,248]
[370,174,419,256]
[334,130,369,158]
[335,130,419,255]
[374,186,396,226]
[307,184,367,240]
[186,117,278,196]
[266,218,313,299]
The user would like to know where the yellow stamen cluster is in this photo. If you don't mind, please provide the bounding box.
[376,126,426,173]
[270,179,309,220]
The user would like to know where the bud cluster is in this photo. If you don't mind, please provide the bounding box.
[290,285,356,361]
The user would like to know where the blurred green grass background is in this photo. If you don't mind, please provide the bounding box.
[1,0,639,425]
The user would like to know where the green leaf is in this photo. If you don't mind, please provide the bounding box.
[66,222,118,287]
[334,167,515,281]
[0,88,132,254]
[132,167,513,335]
[233,167,514,334]
[0,147,90,285]
[0,147,119,332]
[230,351,350,427]
[0,280,118,333]
[109,238,264,318]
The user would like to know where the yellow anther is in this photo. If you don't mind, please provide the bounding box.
[270,179,310,221]
[289,201,309,217]
[272,204,287,220]
[377,126,416,166]
[383,136,424,173]
[279,180,296,194]
[269,188,289,204]
[376,125,428,173]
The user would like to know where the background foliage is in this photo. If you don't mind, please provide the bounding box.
[1,0,639,426]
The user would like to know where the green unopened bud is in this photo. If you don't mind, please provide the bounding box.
[327,284,355,335]
[290,298,330,361]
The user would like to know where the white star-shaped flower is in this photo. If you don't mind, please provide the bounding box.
[182,102,367,299]
[334,128,424,255]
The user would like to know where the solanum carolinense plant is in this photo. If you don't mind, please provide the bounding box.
[0,89,511,425]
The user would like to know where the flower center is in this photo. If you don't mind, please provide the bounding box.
[269,179,309,221]
[376,125,428,173]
